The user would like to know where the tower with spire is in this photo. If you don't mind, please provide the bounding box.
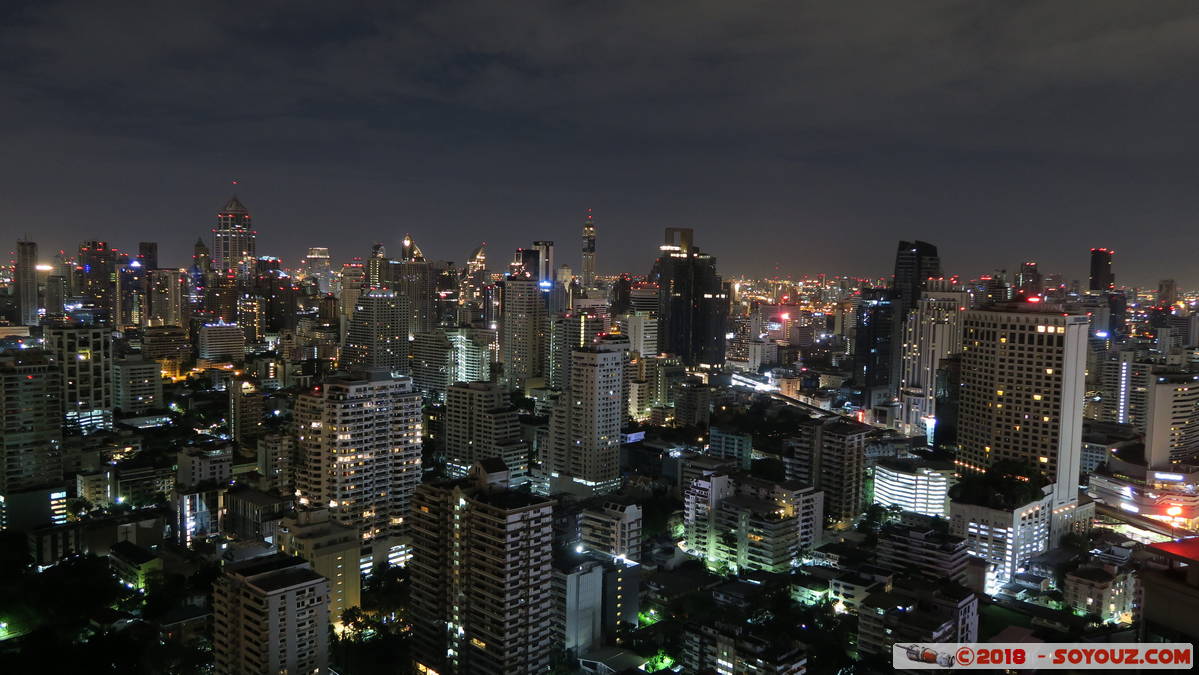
[581,209,596,288]
[211,195,256,276]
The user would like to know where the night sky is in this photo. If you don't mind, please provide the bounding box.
[4,1,1199,285]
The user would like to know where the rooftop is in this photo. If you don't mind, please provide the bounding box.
[1148,537,1199,563]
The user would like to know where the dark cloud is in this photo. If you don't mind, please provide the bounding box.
[2,1,1199,284]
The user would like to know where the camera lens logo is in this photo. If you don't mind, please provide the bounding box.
[901,644,957,667]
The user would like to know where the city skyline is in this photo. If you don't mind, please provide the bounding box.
[5,3,1199,284]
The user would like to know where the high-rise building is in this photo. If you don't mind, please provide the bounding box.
[581,210,596,288]
[79,240,116,320]
[897,281,969,437]
[143,325,191,377]
[276,509,362,628]
[782,417,872,524]
[500,275,546,389]
[213,554,330,675]
[853,287,898,407]
[546,310,609,391]
[137,242,158,270]
[229,379,265,445]
[212,196,256,276]
[444,381,529,479]
[0,350,63,498]
[410,471,555,675]
[873,457,955,519]
[956,300,1089,533]
[544,336,626,495]
[145,268,188,327]
[1159,279,1179,308]
[1089,247,1115,291]
[409,327,496,401]
[112,356,162,413]
[342,289,408,373]
[16,240,38,326]
[197,321,246,362]
[892,240,942,311]
[1143,373,1199,465]
[44,324,113,433]
[396,235,437,337]
[1017,261,1042,295]
[651,228,728,367]
[530,240,555,284]
[295,370,422,559]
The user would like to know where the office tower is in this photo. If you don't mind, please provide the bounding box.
[897,281,969,438]
[137,242,158,270]
[444,382,529,478]
[236,295,265,342]
[461,243,489,304]
[0,350,63,499]
[650,228,729,367]
[143,325,190,377]
[145,268,187,327]
[615,311,657,358]
[115,258,149,329]
[1089,247,1115,291]
[546,310,609,391]
[192,237,212,275]
[673,376,711,427]
[957,300,1088,531]
[1017,260,1042,295]
[277,509,362,627]
[44,324,114,433]
[500,275,546,389]
[1159,279,1179,308]
[302,247,333,290]
[410,472,555,675]
[16,240,38,326]
[229,379,265,445]
[295,370,422,555]
[395,234,437,336]
[212,195,256,276]
[892,240,942,310]
[197,321,246,361]
[112,356,162,413]
[683,472,823,574]
[338,261,366,324]
[213,554,330,675]
[78,240,116,319]
[1143,373,1199,465]
[342,289,408,373]
[782,417,872,523]
[531,240,555,283]
[852,287,897,407]
[410,327,496,401]
[873,457,956,519]
[544,336,625,495]
[581,209,596,288]
[366,243,389,288]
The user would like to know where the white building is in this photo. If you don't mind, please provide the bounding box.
[545,337,626,495]
[950,487,1053,595]
[957,301,1089,537]
[873,457,955,519]
[500,276,546,389]
[198,321,246,361]
[113,356,162,413]
[897,281,969,438]
[444,381,529,481]
[295,370,422,567]
[44,324,114,433]
[213,554,329,675]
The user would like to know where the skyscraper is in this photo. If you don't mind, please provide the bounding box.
[546,309,610,391]
[444,381,529,478]
[342,289,408,373]
[0,350,63,498]
[410,471,555,675]
[44,324,114,433]
[852,287,897,407]
[500,275,546,389]
[409,326,495,401]
[581,209,596,288]
[294,370,422,562]
[213,554,330,675]
[544,336,626,495]
[79,240,116,319]
[1089,247,1115,291]
[650,228,728,367]
[897,281,969,438]
[956,300,1088,531]
[532,240,555,284]
[395,234,437,337]
[892,240,942,310]
[15,240,38,326]
[212,195,256,276]
[137,241,158,270]
[145,268,188,327]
